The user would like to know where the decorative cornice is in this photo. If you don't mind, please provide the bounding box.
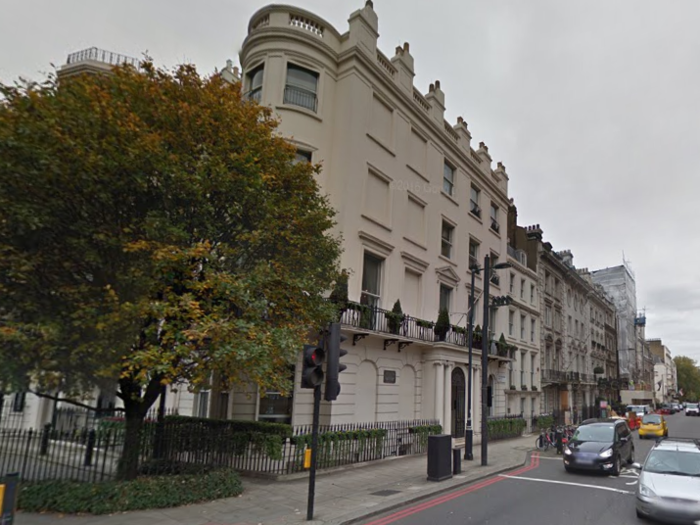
[401,251,429,273]
[358,230,394,256]
[436,265,461,286]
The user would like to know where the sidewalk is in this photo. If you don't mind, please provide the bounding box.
[16,434,536,525]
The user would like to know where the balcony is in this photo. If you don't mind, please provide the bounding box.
[283,85,318,112]
[245,87,262,102]
[66,47,139,68]
[337,301,512,360]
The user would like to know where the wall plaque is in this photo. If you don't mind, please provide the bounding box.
[383,370,396,384]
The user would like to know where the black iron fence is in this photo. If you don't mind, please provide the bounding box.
[0,418,440,482]
[0,427,125,482]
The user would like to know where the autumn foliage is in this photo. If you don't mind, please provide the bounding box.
[0,61,341,478]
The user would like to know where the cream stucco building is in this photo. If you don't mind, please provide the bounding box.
[231,1,539,438]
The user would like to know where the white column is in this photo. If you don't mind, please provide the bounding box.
[443,363,453,436]
[434,362,444,427]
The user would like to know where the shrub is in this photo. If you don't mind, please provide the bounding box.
[434,308,450,340]
[387,300,404,334]
[160,416,291,460]
[18,468,243,515]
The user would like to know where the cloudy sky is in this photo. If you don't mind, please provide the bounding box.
[2,1,699,361]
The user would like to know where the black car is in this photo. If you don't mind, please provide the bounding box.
[563,419,635,476]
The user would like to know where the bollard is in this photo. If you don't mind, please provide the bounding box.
[555,429,563,455]
[84,429,96,467]
[452,448,462,474]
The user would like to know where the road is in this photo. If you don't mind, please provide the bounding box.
[361,412,700,525]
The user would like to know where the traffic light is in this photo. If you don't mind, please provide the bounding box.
[325,322,348,401]
[301,343,325,389]
[492,295,513,307]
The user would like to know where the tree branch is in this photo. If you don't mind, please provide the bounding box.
[28,389,124,412]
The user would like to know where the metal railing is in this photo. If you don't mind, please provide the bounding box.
[338,302,511,359]
[66,47,139,67]
[0,417,440,481]
[283,85,318,112]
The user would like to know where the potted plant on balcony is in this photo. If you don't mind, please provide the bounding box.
[593,366,604,375]
[434,308,450,342]
[497,334,509,357]
[521,384,528,391]
[387,300,405,335]
[510,384,517,391]
[472,325,482,347]
[531,385,538,391]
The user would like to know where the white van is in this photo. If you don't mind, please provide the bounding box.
[627,405,650,417]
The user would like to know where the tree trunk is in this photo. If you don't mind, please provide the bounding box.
[117,409,145,480]
[115,375,163,481]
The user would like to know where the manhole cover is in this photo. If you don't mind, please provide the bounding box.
[370,490,402,497]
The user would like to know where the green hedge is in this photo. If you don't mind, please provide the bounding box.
[160,415,292,461]
[535,415,554,430]
[18,468,243,515]
[487,417,526,439]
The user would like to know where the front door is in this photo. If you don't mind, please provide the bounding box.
[451,368,466,438]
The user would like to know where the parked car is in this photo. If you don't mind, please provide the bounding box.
[638,414,668,439]
[671,402,682,413]
[657,405,672,415]
[563,419,635,476]
[686,403,699,416]
[627,405,650,418]
[634,437,700,522]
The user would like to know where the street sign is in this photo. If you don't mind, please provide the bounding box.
[600,401,608,408]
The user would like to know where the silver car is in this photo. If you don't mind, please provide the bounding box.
[635,438,700,523]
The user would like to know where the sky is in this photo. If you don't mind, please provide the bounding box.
[2,0,699,361]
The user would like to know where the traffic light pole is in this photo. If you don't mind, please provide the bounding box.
[307,382,322,521]
[465,267,476,460]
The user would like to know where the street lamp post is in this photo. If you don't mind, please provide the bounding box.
[464,266,477,461]
[481,255,492,467]
[464,255,511,463]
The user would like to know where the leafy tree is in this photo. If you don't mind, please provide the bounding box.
[674,356,700,401]
[0,61,341,479]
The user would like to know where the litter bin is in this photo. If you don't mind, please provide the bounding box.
[453,448,462,474]
[427,434,453,482]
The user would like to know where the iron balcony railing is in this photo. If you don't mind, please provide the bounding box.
[283,85,318,112]
[337,301,512,358]
[66,47,139,67]
[245,87,262,103]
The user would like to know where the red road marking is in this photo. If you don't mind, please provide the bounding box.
[364,453,540,525]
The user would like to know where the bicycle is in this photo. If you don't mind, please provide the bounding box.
[536,427,556,450]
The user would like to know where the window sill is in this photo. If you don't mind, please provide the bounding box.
[438,254,458,267]
[406,163,430,183]
[367,132,396,157]
[404,236,427,251]
[277,103,323,122]
[361,213,392,232]
[490,227,501,237]
[441,190,459,206]
[469,211,483,223]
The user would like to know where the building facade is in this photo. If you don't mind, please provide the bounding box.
[648,339,678,404]
[591,264,654,406]
[235,1,535,436]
